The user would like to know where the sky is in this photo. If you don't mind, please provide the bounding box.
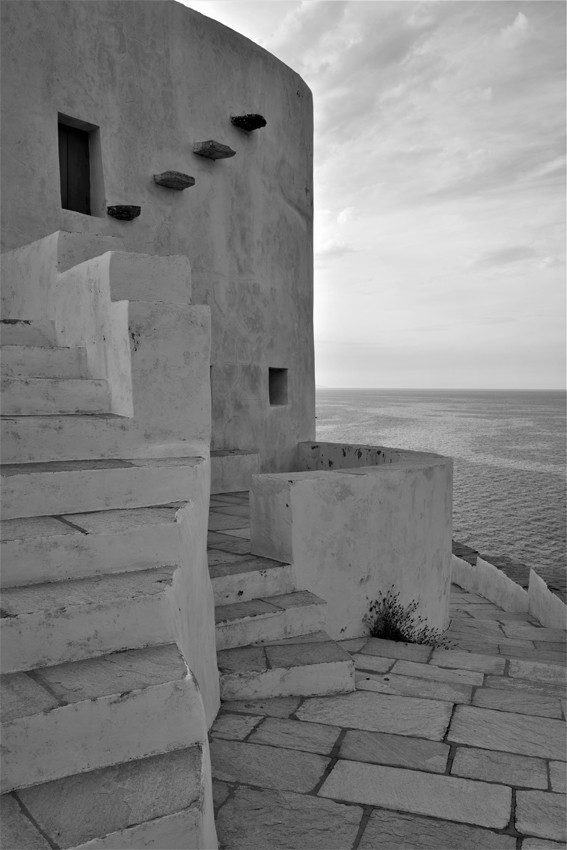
[183,0,565,390]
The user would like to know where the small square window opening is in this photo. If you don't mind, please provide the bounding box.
[269,368,288,406]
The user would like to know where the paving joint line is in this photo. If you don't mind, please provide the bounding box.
[351,804,374,850]
[12,791,61,850]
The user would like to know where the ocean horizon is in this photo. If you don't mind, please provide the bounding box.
[315,387,566,595]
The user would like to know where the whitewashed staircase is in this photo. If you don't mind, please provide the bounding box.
[0,242,217,849]
[208,496,355,701]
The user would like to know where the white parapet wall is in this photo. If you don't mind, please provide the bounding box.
[451,555,530,613]
[528,569,566,630]
[451,555,567,631]
[251,452,453,639]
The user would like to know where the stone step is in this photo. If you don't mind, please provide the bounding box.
[218,631,355,700]
[1,566,176,673]
[1,456,203,520]
[1,344,89,378]
[1,506,184,588]
[0,319,58,347]
[210,554,295,605]
[215,590,326,651]
[0,743,216,850]
[1,376,111,416]
[1,643,207,793]
[1,413,127,463]
[211,449,260,494]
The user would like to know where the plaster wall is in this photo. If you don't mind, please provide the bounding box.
[1,0,314,471]
[250,456,453,639]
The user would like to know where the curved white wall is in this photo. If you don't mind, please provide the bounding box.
[1,0,315,471]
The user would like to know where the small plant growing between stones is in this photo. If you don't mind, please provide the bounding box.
[366,585,453,648]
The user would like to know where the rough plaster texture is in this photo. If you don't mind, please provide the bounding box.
[251,456,453,638]
[1,0,314,471]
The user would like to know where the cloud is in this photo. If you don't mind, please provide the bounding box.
[540,256,563,270]
[470,246,538,270]
[499,12,530,50]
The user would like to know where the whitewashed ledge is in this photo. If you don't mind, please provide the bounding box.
[452,555,567,631]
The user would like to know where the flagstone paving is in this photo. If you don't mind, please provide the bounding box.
[209,493,567,849]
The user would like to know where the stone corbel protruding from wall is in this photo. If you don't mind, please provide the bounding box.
[153,171,196,189]
[107,205,141,221]
[231,114,267,132]
[193,141,236,160]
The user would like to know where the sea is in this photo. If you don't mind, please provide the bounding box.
[315,388,566,596]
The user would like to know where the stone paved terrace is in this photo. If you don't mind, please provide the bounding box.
[208,491,567,850]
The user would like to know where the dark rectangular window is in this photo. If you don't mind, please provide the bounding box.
[269,368,288,406]
[58,121,91,214]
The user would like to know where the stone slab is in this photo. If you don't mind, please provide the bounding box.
[220,697,300,718]
[208,550,248,567]
[319,759,512,828]
[502,624,567,642]
[212,504,250,517]
[217,646,267,674]
[210,536,252,555]
[0,516,78,541]
[501,649,567,664]
[360,638,432,662]
[221,528,251,539]
[358,808,516,849]
[212,780,231,812]
[550,762,567,794]
[431,648,506,674]
[0,794,52,849]
[516,791,567,841]
[509,660,567,686]
[354,669,472,703]
[296,691,452,740]
[209,739,329,793]
[61,506,178,534]
[210,713,263,741]
[261,631,332,646]
[448,705,567,760]
[473,687,563,718]
[209,556,283,578]
[18,747,202,847]
[215,786,362,849]
[338,638,368,653]
[248,717,340,755]
[208,513,250,531]
[393,660,484,686]
[352,653,395,673]
[34,644,185,704]
[1,673,59,723]
[340,728,449,773]
[484,675,565,697]
[215,598,279,624]
[522,840,567,849]
[451,746,548,788]
[265,640,347,669]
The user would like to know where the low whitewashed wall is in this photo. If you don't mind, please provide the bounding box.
[297,440,436,471]
[451,555,566,630]
[528,569,567,630]
[251,455,453,639]
[451,555,529,613]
